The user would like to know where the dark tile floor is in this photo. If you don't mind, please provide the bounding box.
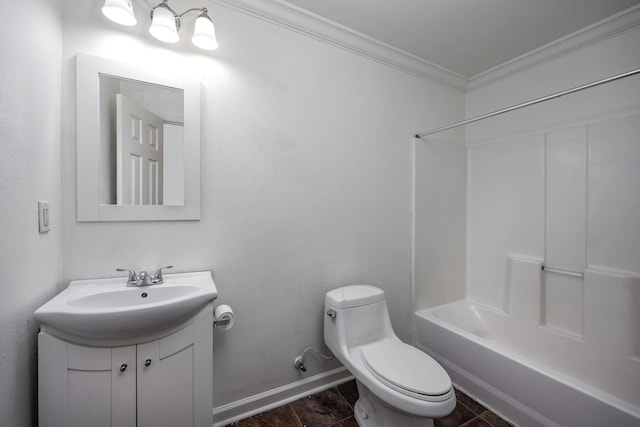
[226,380,513,427]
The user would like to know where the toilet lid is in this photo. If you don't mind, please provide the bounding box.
[361,339,452,401]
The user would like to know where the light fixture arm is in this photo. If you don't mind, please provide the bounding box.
[149,1,207,19]
[176,7,208,19]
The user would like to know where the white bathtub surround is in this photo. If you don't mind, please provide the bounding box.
[451,111,640,427]
[588,114,640,272]
[585,269,640,364]
[412,16,640,427]
[506,255,542,323]
[467,111,640,338]
[545,127,587,273]
[466,134,545,310]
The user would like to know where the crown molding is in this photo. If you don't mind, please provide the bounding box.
[468,4,640,91]
[210,0,468,92]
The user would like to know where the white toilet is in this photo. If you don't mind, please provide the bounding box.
[324,285,456,427]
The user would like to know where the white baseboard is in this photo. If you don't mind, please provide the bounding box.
[212,367,354,426]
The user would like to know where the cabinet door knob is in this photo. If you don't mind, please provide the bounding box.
[144,358,152,367]
[119,363,127,372]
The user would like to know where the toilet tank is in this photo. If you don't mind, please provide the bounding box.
[324,285,395,353]
[325,285,386,309]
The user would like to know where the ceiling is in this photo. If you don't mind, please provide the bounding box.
[281,0,640,78]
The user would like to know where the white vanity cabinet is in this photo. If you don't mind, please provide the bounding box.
[38,304,213,427]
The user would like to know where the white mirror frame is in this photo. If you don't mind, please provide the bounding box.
[76,53,200,221]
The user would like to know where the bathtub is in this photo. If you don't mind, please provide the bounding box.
[414,300,640,427]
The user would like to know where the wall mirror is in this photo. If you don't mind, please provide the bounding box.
[76,53,200,221]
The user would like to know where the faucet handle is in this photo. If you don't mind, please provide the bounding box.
[116,268,137,283]
[153,265,174,283]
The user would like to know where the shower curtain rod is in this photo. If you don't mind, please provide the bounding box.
[414,67,640,139]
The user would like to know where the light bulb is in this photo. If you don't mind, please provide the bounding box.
[102,0,137,26]
[149,3,180,43]
[192,13,218,50]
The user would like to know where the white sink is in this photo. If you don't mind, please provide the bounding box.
[34,271,217,339]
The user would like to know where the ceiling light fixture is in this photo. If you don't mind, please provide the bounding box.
[101,0,219,51]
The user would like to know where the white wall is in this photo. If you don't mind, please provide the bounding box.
[0,0,63,425]
[60,0,463,412]
[465,23,640,344]
[413,130,466,312]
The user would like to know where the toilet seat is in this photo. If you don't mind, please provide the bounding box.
[361,339,452,402]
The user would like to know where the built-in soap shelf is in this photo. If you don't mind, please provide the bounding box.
[541,264,585,339]
[506,254,640,358]
[506,254,585,339]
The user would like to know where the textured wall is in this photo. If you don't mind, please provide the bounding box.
[59,0,463,410]
[0,0,63,425]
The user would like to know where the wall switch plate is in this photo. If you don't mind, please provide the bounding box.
[38,201,50,233]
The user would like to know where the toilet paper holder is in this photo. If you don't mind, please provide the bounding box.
[213,317,232,328]
[213,304,235,330]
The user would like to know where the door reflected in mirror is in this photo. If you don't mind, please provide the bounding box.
[76,53,200,221]
[99,75,185,206]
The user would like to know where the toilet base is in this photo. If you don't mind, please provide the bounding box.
[353,381,435,427]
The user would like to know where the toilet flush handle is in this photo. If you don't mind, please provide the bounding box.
[326,309,336,318]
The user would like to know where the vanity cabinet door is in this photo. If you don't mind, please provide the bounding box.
[111,346,137,427]
[68,343,137,427]
[38,333,136,427]
[137,323,196,427]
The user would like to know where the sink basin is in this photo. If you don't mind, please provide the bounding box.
[34,271,217,340]
[69,284,202,308]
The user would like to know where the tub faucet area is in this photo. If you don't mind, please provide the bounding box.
[117,266,174,286]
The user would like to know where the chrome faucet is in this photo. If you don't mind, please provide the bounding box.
[116,268,138,286]
[116,266,173,287]
[153,265,173,283]
[136,271,154,286]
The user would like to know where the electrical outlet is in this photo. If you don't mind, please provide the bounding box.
[38,201,50,233]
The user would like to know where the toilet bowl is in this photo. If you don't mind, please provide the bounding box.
[324,285,456,427]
